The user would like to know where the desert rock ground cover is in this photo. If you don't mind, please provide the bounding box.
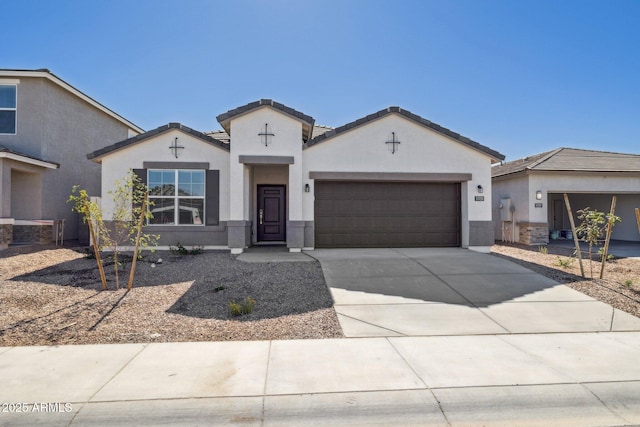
[1,242,639,346]
[0,245,342,346]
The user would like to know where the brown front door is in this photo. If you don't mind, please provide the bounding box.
[257,185,286,241]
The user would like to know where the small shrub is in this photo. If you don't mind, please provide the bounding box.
[538,246,548,255]
[170,242,204,256]
[597,247,615,262]
[190,245,204,255]
[556,257,574,268]
[170,242,189,256]
[83,247,97,259]
[229,297,256,316]
[622,279,633,288]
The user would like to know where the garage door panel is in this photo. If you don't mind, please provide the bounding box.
[315,181,461,248]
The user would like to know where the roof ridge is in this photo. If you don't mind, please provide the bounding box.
[527,147,565,169]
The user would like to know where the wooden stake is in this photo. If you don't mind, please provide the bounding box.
[599,196,617,279]
[84,195,108,291]
[636,207,640,236]
[127,192,148,291]
[563,193,585,277]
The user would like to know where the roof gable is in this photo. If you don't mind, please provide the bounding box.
[0,68,143,134]
[492,147,640,178]
[216,99,315,142]
[303,106,504,162]
[87,123,228,162]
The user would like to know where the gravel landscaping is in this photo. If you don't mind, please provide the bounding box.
[1,242,638,346]
[0,245,342,346]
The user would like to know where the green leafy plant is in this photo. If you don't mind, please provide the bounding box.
[556,256,574,269]
[170,242,203,256]
[576,207,621,278]
[597,247,615,262]
[229,297,256,316]
[622,279,633,288]
[68,170,159,291]
[538,245,548,255]
[68,186,109,290]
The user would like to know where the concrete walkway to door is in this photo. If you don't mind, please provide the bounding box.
[309,248,640,337]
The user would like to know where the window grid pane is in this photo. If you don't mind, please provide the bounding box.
[0,85,16,108]
[147,169,205,225]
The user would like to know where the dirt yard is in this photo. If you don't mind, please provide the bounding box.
[0,245,343,346]
[1,243,639,346]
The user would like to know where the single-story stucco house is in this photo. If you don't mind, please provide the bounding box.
[88,99,505,254]
[492,147,640,245]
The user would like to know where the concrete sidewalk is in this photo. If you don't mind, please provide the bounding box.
[2,334,640,426]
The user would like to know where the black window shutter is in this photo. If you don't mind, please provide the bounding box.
[206,170,220,225]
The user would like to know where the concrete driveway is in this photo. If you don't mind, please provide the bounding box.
[310,248,640,337]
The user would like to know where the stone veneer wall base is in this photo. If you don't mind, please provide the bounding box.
[518,222,549,245]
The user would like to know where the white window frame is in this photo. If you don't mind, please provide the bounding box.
[0,83,17,135]
[147,169,206,226]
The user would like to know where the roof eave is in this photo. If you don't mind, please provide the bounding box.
[216,99,315,141]
[87,123,229,162]
[305,107,505,161]
[0,69,144,134]
[0,150,59,169]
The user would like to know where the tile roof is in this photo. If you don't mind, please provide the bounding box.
[303,106,505,161]
[87,123,228,162]
[492,147,640,178]
[205,130,230,144]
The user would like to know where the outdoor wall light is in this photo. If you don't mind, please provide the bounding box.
[305,183,310,193]
[477,185,483,193]
[536,190,543,200]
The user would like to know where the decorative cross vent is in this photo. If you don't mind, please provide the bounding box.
[258,123,275,146]
[385,132,401,154]
[169,137,185,158]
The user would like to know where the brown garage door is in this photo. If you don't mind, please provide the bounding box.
[315,181,461,248]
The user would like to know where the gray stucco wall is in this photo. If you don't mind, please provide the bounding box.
[0,76,134,242]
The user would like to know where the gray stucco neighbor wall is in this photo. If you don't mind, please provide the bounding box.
[468,221,494,246]
[0,76,133,242]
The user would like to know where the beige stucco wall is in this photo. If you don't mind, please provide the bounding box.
[302,114,495,248]
[100,129,230,221]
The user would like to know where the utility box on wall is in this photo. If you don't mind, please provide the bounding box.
[500,198,513,221]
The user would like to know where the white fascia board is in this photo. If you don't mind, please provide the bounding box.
[0,70,144,134]
[0,152,59,169]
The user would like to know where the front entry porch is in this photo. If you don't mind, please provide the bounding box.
[228,159,308,254]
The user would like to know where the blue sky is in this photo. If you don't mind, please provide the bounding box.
[4,0,639,160]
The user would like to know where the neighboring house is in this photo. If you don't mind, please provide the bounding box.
[492,147,640,245]
[0,69,143,249]
[88,99,504,254]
